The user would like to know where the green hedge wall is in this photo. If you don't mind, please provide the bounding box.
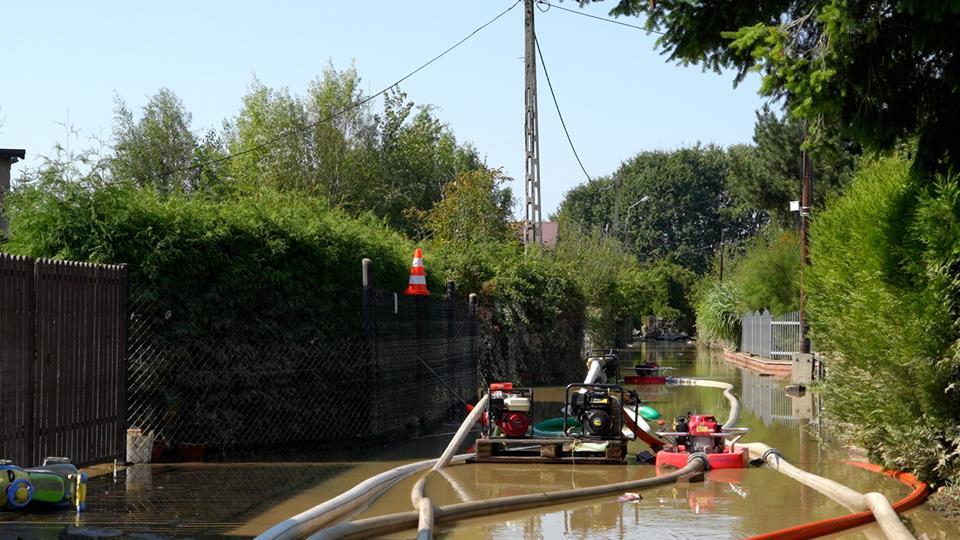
[808,155,960,482]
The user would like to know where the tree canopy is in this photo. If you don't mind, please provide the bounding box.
[415,168,514,245]
[556,144,765,275]
[582,0,960,173]
[726,106,859,224]
[56,65,488,237]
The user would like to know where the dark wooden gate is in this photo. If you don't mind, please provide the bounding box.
[0,254,127,466]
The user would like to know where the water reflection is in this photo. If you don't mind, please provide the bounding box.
[433,343,957,539]
[4,342,956,538]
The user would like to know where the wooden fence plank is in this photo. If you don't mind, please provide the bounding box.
[0,256,127,467]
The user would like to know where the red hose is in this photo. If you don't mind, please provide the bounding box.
[746,461,929,540]
[621,409,665,451]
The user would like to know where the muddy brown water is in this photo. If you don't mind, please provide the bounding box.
[2,343,958,538]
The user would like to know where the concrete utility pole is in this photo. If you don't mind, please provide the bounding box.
[522,0,543,248]
[798,128,813,354]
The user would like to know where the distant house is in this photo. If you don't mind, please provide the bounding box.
[541,221,558,249]
[510,221,559,249]
[0,148,25,233]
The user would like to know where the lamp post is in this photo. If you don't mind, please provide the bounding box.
[623,195,650,248]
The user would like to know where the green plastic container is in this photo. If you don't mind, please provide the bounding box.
[532,417,581,438]
[639,404,662,421]
[533,403,661,438]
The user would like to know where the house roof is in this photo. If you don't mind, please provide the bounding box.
[0,149,26,162]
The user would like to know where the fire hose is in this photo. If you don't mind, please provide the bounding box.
[669,377,740,429]
[744,463,927,540]
[308,454,709,540]
[741,443,917,540]
[254,453,475,540]
[262,361,922,539]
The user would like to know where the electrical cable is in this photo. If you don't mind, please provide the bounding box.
[534,36,592,182]
[151,0,522,182]
[535,0,664,35]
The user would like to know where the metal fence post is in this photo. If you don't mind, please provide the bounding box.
[761,310,772,359]
[739,315,750,352]
[361,259,379,437]
[445,281,456,413]
[469,293,479,390]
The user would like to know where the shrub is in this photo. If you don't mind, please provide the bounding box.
[808,154,960,482]
[4,176,417,340]
[692,225,799,345]
[694,279,742,348]
[732,227,800,315]
[434,241,586,385]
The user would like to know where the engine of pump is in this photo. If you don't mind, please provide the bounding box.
[486,383,532,438]
[570,390,618,438]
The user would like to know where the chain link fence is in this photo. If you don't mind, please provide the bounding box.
[367,287,477,437]
[476,306,584,387]
[127,275,478,459]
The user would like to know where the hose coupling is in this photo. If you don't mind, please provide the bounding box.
[761,447,783,466]
[687,452,712,470]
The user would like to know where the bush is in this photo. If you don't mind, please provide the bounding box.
[693,225,799,345]
[4,176,418,340]
[694,279,742,348]
[434,241,586,385]
[808,154,960,482]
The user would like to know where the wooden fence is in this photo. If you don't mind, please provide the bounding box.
[0,254,127,466]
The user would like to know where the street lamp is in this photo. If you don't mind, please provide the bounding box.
[623,195,650,248]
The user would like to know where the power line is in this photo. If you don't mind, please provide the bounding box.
[535,0,664,35]
[534,35,592,182]
[153,0,522,182]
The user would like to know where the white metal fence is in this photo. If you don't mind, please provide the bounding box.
[740,310,801,360]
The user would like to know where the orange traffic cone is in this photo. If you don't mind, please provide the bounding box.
[403,247,430,296]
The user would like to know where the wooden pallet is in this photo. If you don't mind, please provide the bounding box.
[469,437,628,464]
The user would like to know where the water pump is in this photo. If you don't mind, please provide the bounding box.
[671,414,723,453]
[564,383,639,440]
[485,383,532,438]
[687,415,724,454]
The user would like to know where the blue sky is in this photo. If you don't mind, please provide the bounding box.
[1,0,764,215]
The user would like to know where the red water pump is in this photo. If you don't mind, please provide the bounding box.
[679,414,724,454]
[485,383,533,438]
[656,413,750,470]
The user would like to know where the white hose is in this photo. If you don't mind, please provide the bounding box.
[255,453,472,540]
[309,455,709,540]
[433,394,488,471]
[742,442,913,539]
[583,359,603,385]
[403,393,489,540]
[670,378,740,429]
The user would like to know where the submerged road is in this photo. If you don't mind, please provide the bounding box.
[3,343,959,538]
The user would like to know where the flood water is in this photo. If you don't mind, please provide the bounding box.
[3,343,958,538]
